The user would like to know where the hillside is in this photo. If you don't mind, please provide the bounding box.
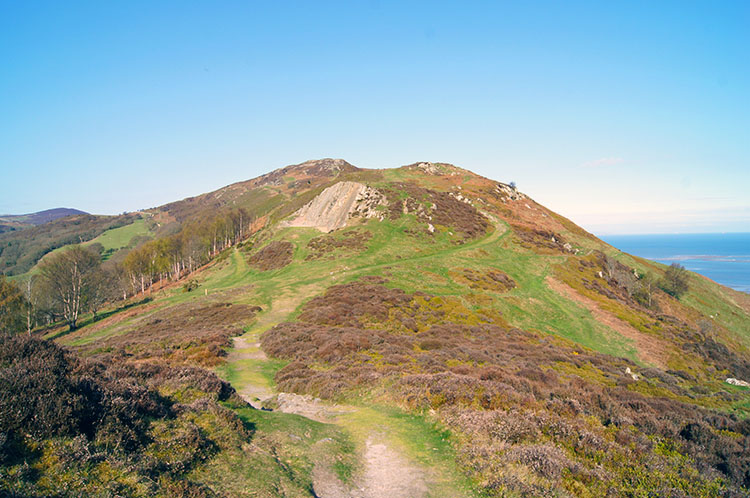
[4,159,750,497]
[0,208,88,234]
[0,212,147,276]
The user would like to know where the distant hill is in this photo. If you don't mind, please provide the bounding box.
[0,208,88,233]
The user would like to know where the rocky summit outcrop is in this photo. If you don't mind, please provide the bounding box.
[285,181,386,232]
[253,158,357,188]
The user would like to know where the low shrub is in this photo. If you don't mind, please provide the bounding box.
[0,334,252,496]
[183,279,199,292]
[248,240,294,270]
[261,279,750,496]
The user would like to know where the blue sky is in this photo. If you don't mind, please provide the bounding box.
[1,1,748,234]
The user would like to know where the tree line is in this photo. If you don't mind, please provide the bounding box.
[0,208,256,334]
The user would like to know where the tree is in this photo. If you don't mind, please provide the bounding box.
[88,265,118,321]
[37,245,101,330]
[0,276,28,335]
[633,272,657,309]
[659,263,689,299]
[17,274,38,334]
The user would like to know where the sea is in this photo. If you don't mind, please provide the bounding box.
[600,233,750,294]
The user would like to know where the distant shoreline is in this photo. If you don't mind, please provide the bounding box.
[601,232,750,294]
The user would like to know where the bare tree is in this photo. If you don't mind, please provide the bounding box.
[18,275,37,335]
[88,265,118,321]
[37,245,100,330]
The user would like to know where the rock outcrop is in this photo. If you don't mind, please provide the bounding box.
[726,377,750,388]
[286,181,386,233]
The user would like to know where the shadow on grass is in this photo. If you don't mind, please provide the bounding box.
[41,297,153,341]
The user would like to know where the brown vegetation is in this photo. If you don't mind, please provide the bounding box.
[383,183,491,241]
[0,335,248,496]
[83,301,259,366]
[248,240,294,271]
[511,224,571,253]
[451,268,516,293]
[262,280,750,496]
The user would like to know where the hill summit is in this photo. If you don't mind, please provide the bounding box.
[4,158,750,497]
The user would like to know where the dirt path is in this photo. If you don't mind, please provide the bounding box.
[231,332,430,497]
[356,436,428,498]
[312,435,428,498]
[226,285,439,498]
[546,276,670,368]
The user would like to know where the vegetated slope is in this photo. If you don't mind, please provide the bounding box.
[0,212,141,276]
[154,158,362,225]
[1,159,362,278]
[7,159,750,497]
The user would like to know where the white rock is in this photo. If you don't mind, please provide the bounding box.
[726,378,750,387]
[285,181,386,232]
[625,367,639,381]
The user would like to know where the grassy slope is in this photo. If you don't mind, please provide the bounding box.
[55,165,750,495]
[11,217,154,283]
[86,217,151,251]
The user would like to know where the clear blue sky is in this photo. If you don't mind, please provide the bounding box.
[1,1,748,234]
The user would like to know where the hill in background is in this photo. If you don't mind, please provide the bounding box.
[0,208,88,234]
[0,207,88,226]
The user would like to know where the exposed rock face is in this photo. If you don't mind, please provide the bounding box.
[351,184,387,221]
[286,181,386,233]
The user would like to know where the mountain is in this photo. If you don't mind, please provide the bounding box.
[4,159,750,497]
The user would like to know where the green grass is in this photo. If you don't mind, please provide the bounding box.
[86,218,151,252]
[13,218,154,282]
[189,403,358,496]
[191,211,641,365]
[216,357,288,396]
